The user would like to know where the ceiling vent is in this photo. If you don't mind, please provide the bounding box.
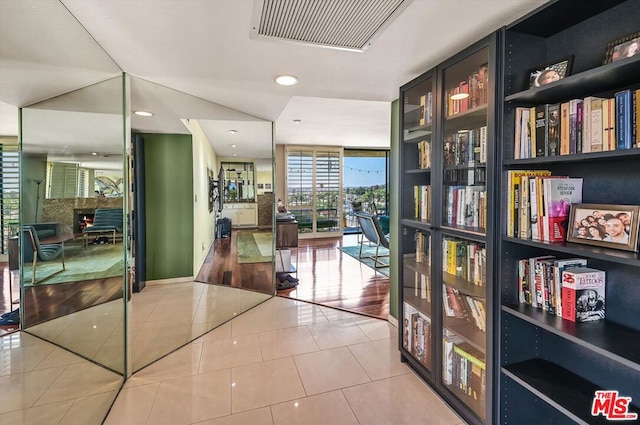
[250,0,412,52]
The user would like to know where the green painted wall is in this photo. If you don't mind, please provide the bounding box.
[142,134,194,280]
[389,99,399,320]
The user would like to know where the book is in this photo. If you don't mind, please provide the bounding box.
[568,99,583,154]
[552,258,588,317]
[529,255,555,308]
[542,177,583,242]
[616,89,632,149]
[547,103,560,156]
[535,104,547,157]
[560,102,570,155]
[590,97,604,152]
[561,267,606,323]
[582,97,602,153]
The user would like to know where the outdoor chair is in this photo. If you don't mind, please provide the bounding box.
[355,212,390,268]
[22,225,66,284]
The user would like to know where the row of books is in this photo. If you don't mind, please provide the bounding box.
[443,285,486,332]
[513,88,640,159]
[403,303,431,368]
[418,92,433,127]
[444,185,486,229]
[413,185,431,221]
[443,126,488,167]
[413,271,431,301]
[443,331,486,403]
[442,238,486,286]
[446,64,489,117]
[506,170,583,242]
[415,231,431,264]
[417,140,431,169]
[518,256,606,322]
[444,167,487,186]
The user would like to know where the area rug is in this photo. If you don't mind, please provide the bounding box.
[237,231,273,264]
[339,245,390,277]
[23,242,125,285]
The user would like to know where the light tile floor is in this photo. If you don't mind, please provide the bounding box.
[107,296,467,425]
[0,332,123,425]
[1,295,467,424]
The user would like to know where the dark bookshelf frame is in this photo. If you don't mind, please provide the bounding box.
[398,33,499,425]
[497,1,640,423]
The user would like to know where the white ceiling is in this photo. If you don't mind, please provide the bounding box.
[0,0,549,155]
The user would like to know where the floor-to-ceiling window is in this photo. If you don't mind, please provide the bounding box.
[286,146,343,237]
[0,143,19,255]
[343,149,389,233]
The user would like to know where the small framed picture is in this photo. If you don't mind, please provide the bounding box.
[603,31,640,64]
[527,56,573,89]
[566,203,640,252]
[611,36,640,63]
[257,183,264,189]
[265,183,272,190]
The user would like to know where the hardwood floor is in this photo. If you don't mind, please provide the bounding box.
[280,235,390,319]
[195,231,389,319]
[1,230,390,338]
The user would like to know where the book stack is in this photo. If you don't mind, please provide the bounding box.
[506,170,583,242]
[518,255,598,319]
[413,185,431,221]
[444,186,486,229]
[442,238,486,286]
[513,88,640,158]
[442,284,486,332]
[443,127,487,167]
[443,332,486,403]
[446,64,489,117]
[403,303,432,368]
[417,140,431,169]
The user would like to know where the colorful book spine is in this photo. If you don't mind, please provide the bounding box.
[616,89,632,149]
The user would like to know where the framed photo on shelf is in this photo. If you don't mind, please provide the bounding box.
[526,56,573,88]
[566,203,640,252]
[603,31,640,64]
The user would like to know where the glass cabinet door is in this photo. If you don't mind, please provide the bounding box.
[440,47,489,421]
[402,76,433,224]
[402,227,432,370]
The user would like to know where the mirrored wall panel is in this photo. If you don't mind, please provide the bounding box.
[20,75,127,375]
[127,77,274,372]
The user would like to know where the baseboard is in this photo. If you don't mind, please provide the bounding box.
[387,315,398,328]
[146,276,195,286]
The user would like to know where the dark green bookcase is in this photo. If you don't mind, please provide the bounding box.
[498,1,640,423]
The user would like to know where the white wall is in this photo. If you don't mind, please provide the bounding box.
[185,119,218,274]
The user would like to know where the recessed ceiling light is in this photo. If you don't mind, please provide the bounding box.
[134,110,154,117]
[232,153,237,156]
[275,75,299,86]
[450,93,469,100]
[91,152,98,156]
[229,130,237,134]
[293,119,301,124]
[231,144,237,148]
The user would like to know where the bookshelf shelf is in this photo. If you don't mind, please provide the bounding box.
[502,236,640,267]
[442,272,485,298]
[503,304,640,372]
[498,1,640,423]
[443,317,485,352]
[502,359,639,425]
[406,168,431,174]
[440,225,486,241]
[503,148,640,165]
[400,218,432,231]
[505,56,640,105]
